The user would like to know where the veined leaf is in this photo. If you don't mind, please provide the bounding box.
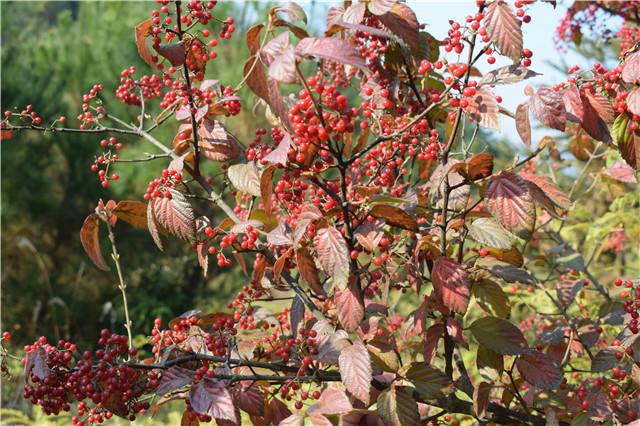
[80,214,109,271]
[313,226,350,290]
[338,341,372,404]
[484,1,523,62]
[469,316,528,355]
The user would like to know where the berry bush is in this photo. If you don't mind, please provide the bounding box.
[2,0,639,425]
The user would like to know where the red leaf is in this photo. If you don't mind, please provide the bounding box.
[290,296,305,338]
[246,24,264,55]
[515,350,563,390]
[231,382,264,416]
[268,45,298,84]
[155,42,186,67]
[529,87,566,131]
[338,341,372,404]
[113,200,148,229]
[243,57,270,103]
[147,200,164,251]
[485,171,535,237]
[296,37,368,72]
[584,90,615,123]
[189,379,236,422]
[263,132,292,166]
[296,247,325,295]
[580,95,612,143]
[261,165,277,216]
[80,213,110,271]
[519,172,570,209]
[335,278,364,332]
[469,316,528,355]
[262,32,291,65]
[134,19,155,68]
[367,0,396,16]
[198,120,240,162]
[326,7,345,28]
[309,386,353,415]
[622,50,640,84]
[473,382,491,418]
[562,84,584,122]
[156,366,195,396]
[313,226,350,290]
[369,204,418,232]
[467,87,500,130]
[515,102,531,147]
[604,162,637,183]
[620,132,640,170]
[24,347,50,381]
[151,189,196,244]
[431,257,470,315]
[484,0,523,62]
[354,219,384,252]
[627,88,640,116]
[378,3,420,49]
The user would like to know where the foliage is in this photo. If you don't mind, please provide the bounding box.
[1,1,639,425]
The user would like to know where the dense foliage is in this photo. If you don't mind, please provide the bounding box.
[1,1,639,425]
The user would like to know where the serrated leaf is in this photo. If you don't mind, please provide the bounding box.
[369,204,418,232]
[604,162,637,183]
[354,219,384,251]
[487,263,534,284]
[314,226,350,290]
[467,217,516,249]
[473,279,511,318]
[376,388,419,426]
[529,87,566,131]
[467,87,500,130]
[484,0,523,62]
[469,316,527,355]
[269,45,297,84]
[515,102,531,147]
[151,189,196,244]
[335,278,364,332]
[156,366,195,396]
[147,199,164,251]
[580,96,612,143]
[466,153,494,180]
[620,132,640,170]
[228,163,261,197]
[338,341,372,404]
[485,171,535,237]
[189,379,236,422]
[515,350,562,390]
[296,246,324,295]
[308,387,353,415]
[296,37,368,72]
[80,213,109,271]
[623,50,640,83]
[401,363,453,399]
[479,64,540,86]
[519,172,570,209]
[198,120,240,162]
[431,257,470,314]
[378,3,420,49]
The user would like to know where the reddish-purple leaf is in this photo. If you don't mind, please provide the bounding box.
[290,295,305,338]
[369,204,418,232]
[620,132,640,170]
[243,57,270,103]
[367,0,397,16]
[155,42,185,67]
[529,87,566,131]
[431,257,470,315]
[147,200,164,251]
[198,120,240,162]
[156,366,195,396]
[267,220,293,246]
[246,24,264,55]
[424,324,444,363]
[309,387,353,416]
[295,247,324,295]
[622,50,640,84]
[189,379,236,423]
[338,341,372,404]
[151,189,196,244]
[484,1,523,62]
[516,350,563,390]
[469,316,528,355]
[354,219,384,252]
[485,171,535,237]
[271,2,307,24]
[467,87,500,130]
[263,132,292,166]
[562,84,584,122]
[335,278,365,332]
[231,382,264,416]
[268,45,297,84]
[262,32,291,65]
[24,347,50,381]
[515,102,531,147]
[326,7,345,29]
[519,172,570,209]
[584,90,615,123]
[80,213,110,271]
[296,37,368,72]
[523,180,560,218]
[314,226,350,290]
[343,2,366,24]
[134,19,155,68]
[604,162,637,183]
[378,3,420,49]
[627,88,640,116]
[265,397,292,425]
[473,382,491,418]
[580,95,612,143]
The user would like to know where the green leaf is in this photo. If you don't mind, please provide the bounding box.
[469,317,528,355]
[473,279,511,318]
[376,387,419,426]
[612,113,632,146]
[467,217,516,249]
[400,363,453,399]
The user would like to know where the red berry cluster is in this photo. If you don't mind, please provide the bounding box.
[90,136,122,188]
[143,169,183,200]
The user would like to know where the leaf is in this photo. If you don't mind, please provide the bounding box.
[369,205,418,232]
[189,379,236,422]
[484,0,523,62]
[263,132,292,166]
[269,45,298,84]
[556,279,584,306]
[338,341,372,404]
[378,3,420,49]
[367,0,396,16]
[343,2,366,24]
[272,2,307,24]
[485,171,535,237]
[376,387,419,426]
[295,246,324,295]
[584,90,615,123]
[335,278,364,332]
[134,19,155,67]
[455,153,494,181]
[156,366,195,396]
[314,226,350,290]
[479,64,540,86]
[113,200,148,229]
[80,214,109,271]
[243,56,270,103]
[181,409,199,426]
[147,200,164,251]
[198,120,240,162]
[354,219,384,252]
[622,50,640,83]
[620,131,640,170]
[290,296,305,338]
[591,349,618,373]
[604,162,637,183]
[228,163,261,197]
[151,189,196,244]
[473,279,511,318]
[402,363,453,399]
[529,87,566,131]
[431,257,470,314]
[580,96,611,143]
[296,37,368,72]
[24,347,50,381]
[515,350,562,390]
[467,87,500,130]
[155,42,186,67]
[519,172,570,209]
[515,102,531,147]
[562,84,584,122]
[473,382,491,418]
[487,264,534,284]
[477,345,504,378]
[469,317,527,355]
[308,387,353,415]
[523,179,560,218]
[246,24,264,55]
[467,217,516,249]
